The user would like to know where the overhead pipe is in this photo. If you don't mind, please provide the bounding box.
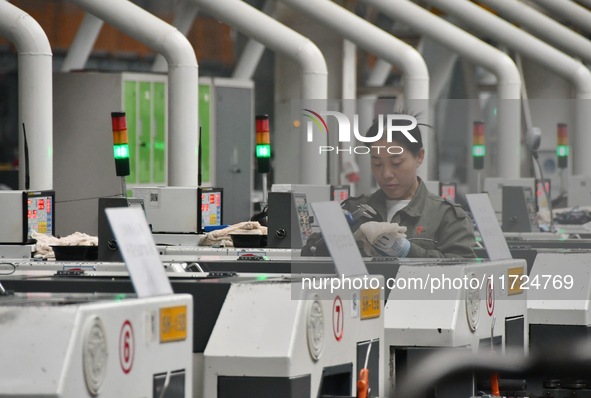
[359,0,521,179]
[357,41,396,195]
[276,0,429,100]
[191,0,326,100]
[61,13,103,72]
[0,1,52,190]
[190,0,328,184]
[275,0,432,179]
[576,0,591,9]
[534,0,591,35]
[152,0,199,73]
[68,0,199,187]
[426,0,591,178]
[232,0,275,79]
[479,0,591,65]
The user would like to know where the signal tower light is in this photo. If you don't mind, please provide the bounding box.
[111,112,130,177]
[557,123,568,169]
[472,121,485,170]
[255,115,271,174]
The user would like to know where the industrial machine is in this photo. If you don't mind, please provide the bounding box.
[502,185,539,232]
[203,277,384,398]
[132,186,224,234]
[266,191,314,249]
[0,190,55,259]
[483,177,536,222]
[527,251,591,397]
[0,190,55,243]
[383,258,528,398]
[0,270,384,398]
[424,180,457,202]
[53,73,253,235]
[271,184,351,204]
[0,291,193,398]
[567,175,591,207]
[98,196,145,261]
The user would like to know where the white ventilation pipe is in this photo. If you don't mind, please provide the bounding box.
[191,0,328,184]
[152,0,199,73]
[68,0,199,187]
[192,0,326,100]
[426,0,591,177]
[232,0,275,79]
[576,0,591,8]
[360,0,521,179]
[480,0,591,65]
[534,0,591,35]
[0,1,52,190]
[276,0,431,179]
[277,0,428,102]
[61,13,103,72]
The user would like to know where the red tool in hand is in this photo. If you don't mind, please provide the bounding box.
[357,340,373,398]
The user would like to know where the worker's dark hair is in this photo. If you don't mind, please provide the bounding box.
[364,110,428,156]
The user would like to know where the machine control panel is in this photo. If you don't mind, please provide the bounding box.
[0,190,55,243]
[267,192,313,249]
[294,193,313,242]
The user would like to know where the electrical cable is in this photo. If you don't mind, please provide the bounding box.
[532,153,554,231]
[22,123,30,191]
[157,371,171,398]
[55,193,123,204]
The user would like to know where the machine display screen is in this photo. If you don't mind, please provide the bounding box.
[200,188,223,230]
[331,185,350,204]
[536,179,551,210]
[26,191,54,239]
[440,183,456,202]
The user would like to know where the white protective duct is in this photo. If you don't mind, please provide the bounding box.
[276,0,432,179]
[0,1,52,190]
[534,0,591,35]
[68,0,199,187]
[577,0,591,8]
[151,0,199,73]
[360,0,521,179]
[191,0,329,184]
[480,0,591,65]
[426,0,591,177]
[232,0,275,79]
[61,13,103,72]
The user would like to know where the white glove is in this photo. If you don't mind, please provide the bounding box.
[358,221,411,257]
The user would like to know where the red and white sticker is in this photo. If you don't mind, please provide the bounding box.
[332,296,344,342]
[486,278,495,316]
[119,320,135,374]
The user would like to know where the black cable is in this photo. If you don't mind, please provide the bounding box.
[55,193,123,204]
[22,123,30,191]
[532,151,554,231]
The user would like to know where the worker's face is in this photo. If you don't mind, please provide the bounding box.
[370,140,424,200]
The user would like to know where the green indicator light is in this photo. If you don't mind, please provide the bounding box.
[256,274,268,281]
[115,293,126,301]
[472,145,486,157]
[114,144,129,159]
[256,144,271,158]
[556,145,569,157]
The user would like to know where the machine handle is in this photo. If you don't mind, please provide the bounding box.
[357,368,369,398]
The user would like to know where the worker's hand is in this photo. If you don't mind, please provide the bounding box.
[358,221,410,257]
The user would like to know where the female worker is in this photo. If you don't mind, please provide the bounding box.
[342,115,476,258]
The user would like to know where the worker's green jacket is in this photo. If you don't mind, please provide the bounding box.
[341,179,476,258]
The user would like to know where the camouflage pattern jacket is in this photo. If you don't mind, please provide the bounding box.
[341,179,476,258]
